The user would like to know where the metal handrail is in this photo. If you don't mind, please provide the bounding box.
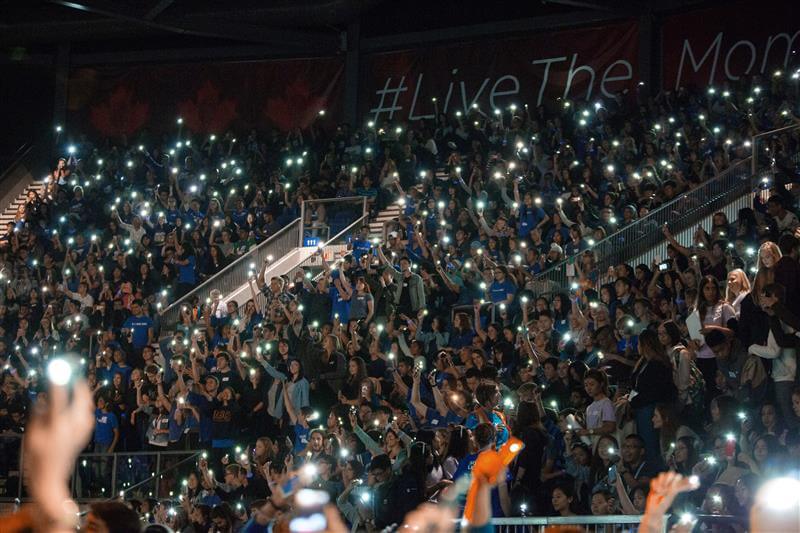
[531,156,753,289]
[304,195,369,206]
[110,450,203,501]
[491,515,650,525]
[159,218,300,317]
[751,123,800,177]
[0,143,33,183]
[159,196,367,330]
[531,123,800,292]
[488,514,744,531]
[0,434,203,502]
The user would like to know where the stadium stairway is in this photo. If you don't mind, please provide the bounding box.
[158,196,403,335]
[368,202,401,242]
[0,180,46,232]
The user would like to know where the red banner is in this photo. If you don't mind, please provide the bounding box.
[662,0,800,91]
[359,21,639,123]
[67,57,344,137]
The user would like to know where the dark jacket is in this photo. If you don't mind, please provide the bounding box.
[774,256,800,316]
[630,360,677,408]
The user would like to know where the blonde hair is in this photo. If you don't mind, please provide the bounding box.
[725,269,751,302]
[757,241,782,270]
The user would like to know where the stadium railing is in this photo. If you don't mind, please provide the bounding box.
[158,196,367,330]
[487,514,747,533]
[0,432,202,503]
[529,122,800,298]
[527,157,753,297]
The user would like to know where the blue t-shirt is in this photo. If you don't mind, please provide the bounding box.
[232,209,249,227]
[351,238,372,260]
[518,205,546,237]
[293,424,310,453]
[452,454,507,518]
[330,284,351,322]
[426,408,464,429]
[242,518,270,533]
[94,408,118,445]
[166,208,181,225]
[187,391,212,443]
[110,363,133,385]
[123,315,154,348]
[178,255,197,284]
[489,280,516,303]
[465,409,509,447]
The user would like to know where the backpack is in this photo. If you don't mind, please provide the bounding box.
[672,345,706,410]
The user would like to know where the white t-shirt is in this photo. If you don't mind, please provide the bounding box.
[698,302,736,359]
[585,397,616,430]
[775,210,799,233]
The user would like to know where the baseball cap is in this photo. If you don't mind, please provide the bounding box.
[550,243,563,255]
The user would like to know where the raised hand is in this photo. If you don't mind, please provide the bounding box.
[25,379,94,530]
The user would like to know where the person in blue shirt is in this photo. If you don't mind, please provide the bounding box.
[350,228,373,261]
[94,396,119,453]
[328,270,352,323]
[464,383,509,448]
[184,199,205,226]
[110,349,133,385]
[487,268,516,307]
[283,382,314,454]
[173,242,197,296]
[231,198,250,227]
[452,422,509,518]
[122,299,154,351]
[514,184,549,238]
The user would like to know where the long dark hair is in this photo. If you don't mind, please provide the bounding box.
[655,403,681,454]
[660,320,684,347]
[289,359,304,382]
[636,329,672,370]
[403,441,429,505]
[696,275,722,320]
[347,356,367,386]
[674,435,699,475]
[589,435,619,486]
[514,400,545,437]
[446,426,470,460]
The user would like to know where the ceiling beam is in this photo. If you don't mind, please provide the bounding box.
[144,0,175,21]
[541,0,617,11]
[70,43,336,66]
[361,10,627,52]
[45,0,339,48]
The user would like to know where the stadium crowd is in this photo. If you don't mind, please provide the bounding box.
[0,69,799,532]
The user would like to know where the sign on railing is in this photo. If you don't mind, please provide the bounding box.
[159,218,303,327]
[159,196,368,331]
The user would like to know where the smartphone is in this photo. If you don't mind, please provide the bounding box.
[608,464,617,484]
[290,489,329,533]
[725,436,736,460]
[658,262,669,272]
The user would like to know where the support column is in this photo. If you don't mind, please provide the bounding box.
[344,22,361,127]
[53,43,70,131]
[637,11,656,96]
